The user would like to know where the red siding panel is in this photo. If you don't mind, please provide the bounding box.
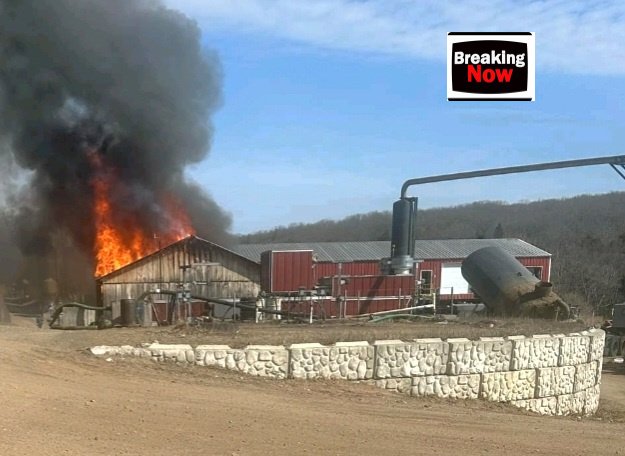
[342,275,415,297]
[265,250,314,292]
[517,256,552,281]
[315,260,380,278]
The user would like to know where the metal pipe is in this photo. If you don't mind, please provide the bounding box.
[350,304,434,318]
[48,302,110,328]
[611,164,625,181]
[401,154,625,198]
[135,290,308,319]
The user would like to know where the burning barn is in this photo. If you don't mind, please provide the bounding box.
[97,236,260,324]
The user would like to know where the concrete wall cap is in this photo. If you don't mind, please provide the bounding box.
[335,341,370,347]
[479,337,505,342]
[148,343,193,350]
[245,345,286,350]
[373,340,406,345]
[195,345,232,350]
[414,338,444,343]
[289,343,325,349]
[446,338,471,343]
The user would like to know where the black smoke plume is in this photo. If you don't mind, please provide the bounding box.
[0,0,230,287]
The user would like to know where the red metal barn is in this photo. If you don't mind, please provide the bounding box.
[233,239,551,317]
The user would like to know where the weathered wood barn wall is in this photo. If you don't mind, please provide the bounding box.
[97,236,261,311]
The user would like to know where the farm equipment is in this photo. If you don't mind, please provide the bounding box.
[603,303,625,335]
[602,303,625,357]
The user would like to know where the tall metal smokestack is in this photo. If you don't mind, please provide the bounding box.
[390,197,417,274]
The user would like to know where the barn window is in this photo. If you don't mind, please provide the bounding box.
[526,266,543,280]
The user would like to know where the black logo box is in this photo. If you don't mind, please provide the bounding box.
[451,40,528,94]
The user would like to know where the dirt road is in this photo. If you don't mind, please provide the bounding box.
[1,322,624,456]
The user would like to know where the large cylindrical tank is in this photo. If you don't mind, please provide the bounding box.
[390,197,417,274]
[461,246,543,316]
[120,298,137,326]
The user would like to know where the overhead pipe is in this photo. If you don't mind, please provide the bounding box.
[389,155,625,275]
[400,154,625,198]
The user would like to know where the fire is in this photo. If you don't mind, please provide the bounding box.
[89,152,194,277]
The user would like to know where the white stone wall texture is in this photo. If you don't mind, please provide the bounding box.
[90,328,605,417]
[289,341,374,380]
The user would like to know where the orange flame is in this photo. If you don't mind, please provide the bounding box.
[90,152,194,277]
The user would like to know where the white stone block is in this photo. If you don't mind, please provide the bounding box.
[510,335,560,370]
[481,369,536,402]
[574,361,598,393]
[375,378,412,394]
[512,397,557,415]
[448,338,511,375]
[411,374,480,399]
[584,384,600,415]
[195,345,231,366]
[147,343,193,362]
[536,366,575,397]
[559,335,590,366]
[289,342,373,380]
[374,339,447,379]
[556,391,585,416]
[587,329,606,361]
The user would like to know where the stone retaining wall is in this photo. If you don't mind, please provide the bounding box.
[90,328,605,416]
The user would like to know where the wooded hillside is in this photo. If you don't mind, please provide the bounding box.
[239,192,625,315]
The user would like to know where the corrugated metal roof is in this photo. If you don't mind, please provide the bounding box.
[232,239,550,263]
[412,239,550,259]
[98,235,258,280]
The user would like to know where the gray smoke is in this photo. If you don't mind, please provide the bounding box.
[0,0,230,283]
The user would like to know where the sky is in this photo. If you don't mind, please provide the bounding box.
[164,0,625,234]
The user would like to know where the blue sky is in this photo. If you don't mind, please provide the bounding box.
[165,1,625,234]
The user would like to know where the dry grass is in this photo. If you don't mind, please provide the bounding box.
[176,317,591,348]
[9,314,593,350]
[46,315,592,349]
